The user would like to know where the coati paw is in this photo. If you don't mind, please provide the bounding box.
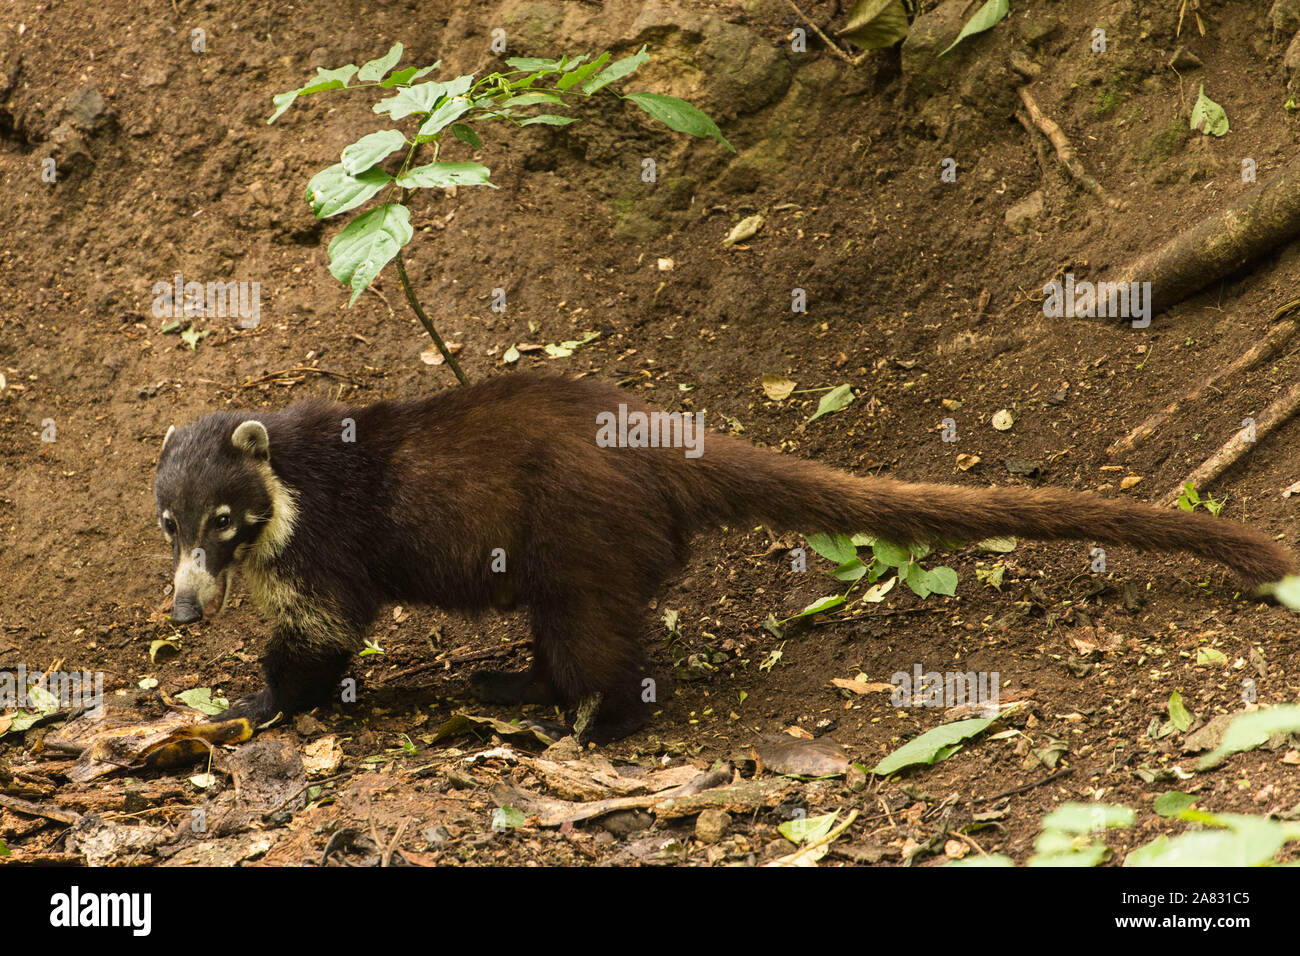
[221,689,283,728]
[469,669,560,705]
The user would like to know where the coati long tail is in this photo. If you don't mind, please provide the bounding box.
[684,433,1297,590]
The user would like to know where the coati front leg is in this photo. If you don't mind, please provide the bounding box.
[223,623,356,725]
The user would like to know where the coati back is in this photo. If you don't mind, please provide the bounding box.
[153,374,1297,740]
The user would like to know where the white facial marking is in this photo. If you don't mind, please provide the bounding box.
[214,504,238,541]
[161,509,175,541]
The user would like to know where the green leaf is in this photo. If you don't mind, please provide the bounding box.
[557,52,610,91]
[872,540,913,568]
[177,687,229,716]
[778,811,838,844]
[498,91,566,108]
[1168,690,1194,733]
[907,565,957,598]
[396,161,494,190]
[306,163,393,218]
[1197,704,1300,769]
[1040,803,1135,834]
[939,0,1010,56]
[357,43,404,83]
[374,74,474,119]
[1274,574,1300,610]
[1125,815,1294,867]
[519,114,579,127]
[268,90,300,124]
[790,594,846,619]
[839,0,910,51]
[302,64,359,94]
[1154,791,1197,817]
[492,805,527,830]
[584,45,650,94]
[268,64,361,123]
[807,383,855,422]
[381,63,439,88]
[871,718,994,776]
[327,203,414,305]
[1190,85,1230,137]
[1195,646,1228,666]
[806,532,858,564]
[0,837,8,857]
[504,56,565,73]
[450,123,483,149]
[830,558,869,582]
[418,93,475,138]
[946,853,1015,867]
[340,129,407,175]
[623,91,734,151]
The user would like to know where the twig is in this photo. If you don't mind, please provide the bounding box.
[1159,379,1300,506]
[1109,315,1299,457]
[782,0,869,65]
[1017,87,1123,210]
[240,367,362,388]
[970,766,1074,804]
[0,793,81,826]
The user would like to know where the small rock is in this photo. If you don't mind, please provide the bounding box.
[695,808,731,844]
[66,87,107,132]
[846,764,868,792]
[541,735,582,761]
[294,713,326,735]
[1017,13,1060,47]
[1004,190,1045,233]
[601,810,653,838]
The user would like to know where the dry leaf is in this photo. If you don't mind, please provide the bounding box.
[956,453,981,471]
[762,374,797,401]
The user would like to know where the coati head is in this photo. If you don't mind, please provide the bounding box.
[154,414,295,624]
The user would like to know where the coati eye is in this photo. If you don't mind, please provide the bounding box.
[212,514,231,531]
[163,517,177,535]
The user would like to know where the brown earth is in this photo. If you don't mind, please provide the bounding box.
[1,0,1299,867]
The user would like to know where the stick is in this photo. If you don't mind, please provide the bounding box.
[0,793,80,826]
[1108,315,1299,457]
[1017,87,1123,210]
[970,766,1074,804]
[1159,379,1300,506]
[1107,153,1300,317]
[782,0,868,65]
[240,367,361,387]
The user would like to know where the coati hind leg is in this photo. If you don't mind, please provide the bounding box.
[224,624,355,725]
[528,596,655,743]
[469,660,561,706]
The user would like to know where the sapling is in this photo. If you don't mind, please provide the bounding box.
[269,43,733,383]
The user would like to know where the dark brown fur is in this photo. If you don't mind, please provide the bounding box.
[156,374,1296,740]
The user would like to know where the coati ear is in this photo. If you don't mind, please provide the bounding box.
[231,420,270,460]
[162,425,175,452]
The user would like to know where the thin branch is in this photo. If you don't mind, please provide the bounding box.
[394,250,470,386]
[1017,87,1123,210]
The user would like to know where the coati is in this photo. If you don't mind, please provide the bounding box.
[154,373,1296,741]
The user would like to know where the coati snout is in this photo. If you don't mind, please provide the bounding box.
[152,374,1297,742]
